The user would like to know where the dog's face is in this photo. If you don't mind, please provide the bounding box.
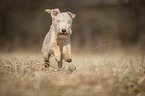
[53,13,72,39]
[45,8,76,39]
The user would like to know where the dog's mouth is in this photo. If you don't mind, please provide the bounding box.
[58,32,69,38]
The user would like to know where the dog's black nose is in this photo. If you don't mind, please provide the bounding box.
[62,29,66,33]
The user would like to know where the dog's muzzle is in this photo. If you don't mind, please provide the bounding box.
[61,28,66,33]
[57,32,69,38]
[57,28,70,38]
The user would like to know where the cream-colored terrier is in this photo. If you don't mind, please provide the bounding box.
[42,8,76,68]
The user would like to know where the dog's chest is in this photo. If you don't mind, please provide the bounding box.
[57,39,65,46]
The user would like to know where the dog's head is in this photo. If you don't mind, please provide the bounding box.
[45,8,76,39]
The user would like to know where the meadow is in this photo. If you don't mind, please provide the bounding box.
[0,51,145,96]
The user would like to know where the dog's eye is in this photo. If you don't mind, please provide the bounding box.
[57,20,60,22]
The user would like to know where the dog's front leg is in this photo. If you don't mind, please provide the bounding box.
[63,44,72,63]
[52,45,63,68]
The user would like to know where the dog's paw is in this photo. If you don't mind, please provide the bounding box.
[65,58,72,63]
[44,63,50,68]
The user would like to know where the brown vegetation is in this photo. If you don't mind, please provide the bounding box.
[0,52,145,96]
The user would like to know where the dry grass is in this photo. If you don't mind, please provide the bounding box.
[0,52,145,96]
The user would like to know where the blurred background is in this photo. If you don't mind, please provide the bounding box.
[0,0,145,52]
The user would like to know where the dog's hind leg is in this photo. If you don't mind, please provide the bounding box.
[57,51,63,68]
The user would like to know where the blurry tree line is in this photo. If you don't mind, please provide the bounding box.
[0,0,145,51]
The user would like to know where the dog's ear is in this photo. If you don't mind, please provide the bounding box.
[45,9,51,13]
[45,8,60,18]
[67,12,76,19]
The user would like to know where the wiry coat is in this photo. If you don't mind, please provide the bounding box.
[42,8,76,68]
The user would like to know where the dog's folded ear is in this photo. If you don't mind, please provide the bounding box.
[67,12,76,19]
[45,8,60,18]
[45,9,51,13]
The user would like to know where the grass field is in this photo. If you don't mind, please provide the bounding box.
[0,51,145,96]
